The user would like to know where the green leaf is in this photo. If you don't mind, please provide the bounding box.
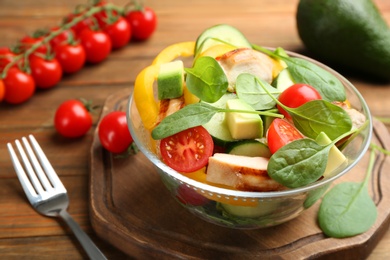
[283,57,346,102]
[318,149,378,238]
[289,100,352,140]
[185,56,228,103]
[151,103,219,140]
[236,73,280,110]
[268,138,331,188]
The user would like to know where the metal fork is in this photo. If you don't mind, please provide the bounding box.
[7,135,107,260]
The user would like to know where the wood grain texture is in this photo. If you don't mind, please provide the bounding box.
[0,0,389,258]
[89,89,390,259]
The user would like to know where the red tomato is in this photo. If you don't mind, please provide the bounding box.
[3,67,35,104]
[277,83,322,120]
[267,119,304,154]
[0,79,5,102]
[19,36,48,55]
[125,7,157,41]
[102,17,131,49]
[160,126,214,173]
[49,27,74,49]
[98,111,133,153]
[54,43,86,74]
[79,29,111,64]
[0,47,16,71]
[64,13,94,36]
[29,55,62,89]
[176,184,209,206]
[54,99,92,138]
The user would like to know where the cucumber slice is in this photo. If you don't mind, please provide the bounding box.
[261,108,279,137]
[227,140,271,158]
[221,201,280,218]
[195,24,252,57]
[202,93,238,146]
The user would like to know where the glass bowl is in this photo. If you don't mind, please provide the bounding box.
[127,50,372,229]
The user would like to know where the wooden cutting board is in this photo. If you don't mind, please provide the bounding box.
[89,89,390,259]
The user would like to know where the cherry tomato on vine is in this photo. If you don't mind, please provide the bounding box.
[54,42,86,74]
[49,27,74,49]
[54,99,93,138]
[29,55,62,89]
[277,83,322,120]
[102,16,131,49]
[79,29,111,64]
[0,47,16,71]
[0,79,5,102]
[98,111,133,154]
[125,6,157,41]
[3,67,35,104]
[19,36,48,55]
[267,118,304,154]
[160,126,214,173]
[64,13,94,37]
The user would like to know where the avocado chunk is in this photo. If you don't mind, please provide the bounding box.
[297,0,390,80]
[316,132,347,178]
[271,68,295,93]
[157,60,184,100]
[225,99,263,139]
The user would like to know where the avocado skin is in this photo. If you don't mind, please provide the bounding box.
[297,0,390,80]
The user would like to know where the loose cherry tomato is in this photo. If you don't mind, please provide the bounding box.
[54,42,86,74]
[3,67,35,104]
[125,6,157,41]
[54,99,92,138]
[0,79,5,102]
[102,17,131,49]
[98,111,133,154]
[160,126,214,173]
[19,36,48,55]
[176,184,209,206]
[267,118,304,154]
[29,55,62,89]
[277,83,322,120]
[0,47,16,71]
[79,29,111,64]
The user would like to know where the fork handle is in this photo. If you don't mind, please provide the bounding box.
[59,210,107,260]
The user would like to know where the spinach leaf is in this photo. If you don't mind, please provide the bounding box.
[236,73,280,110]
[289,100,352,140]
[268,138,331,188]
[252,44,346,102]
[151,103,218,139]
[318,149,377,238]
[185,56,228,103]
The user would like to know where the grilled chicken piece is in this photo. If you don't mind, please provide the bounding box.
[156,96,185,126]
[206,153,285,192]
[216,48,274,92]
[333,101,366,130]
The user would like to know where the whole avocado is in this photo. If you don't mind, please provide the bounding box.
[297,0,390,80]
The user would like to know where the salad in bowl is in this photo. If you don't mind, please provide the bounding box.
[127,24,372,229]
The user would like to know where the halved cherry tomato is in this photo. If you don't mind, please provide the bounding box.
[277,83,322,120]
[98,111,133,154]
[160,126,214,173]
[54,42,86,74]
[3,67,35,104]
[125,6,157,41]
[267,118,304,154]
[29,55,63,89]
[79,28,111,64]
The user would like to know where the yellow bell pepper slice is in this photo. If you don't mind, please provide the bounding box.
[152,41,196,66]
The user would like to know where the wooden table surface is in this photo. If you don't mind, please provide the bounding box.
[0,0,389,259]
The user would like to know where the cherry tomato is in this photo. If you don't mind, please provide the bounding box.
[0,79,5,102]
[49,27,74,49]
[102,17,131,49]
[79,29,111,64]
[64,13,94,36]
[54,43,86,74]
[267,118,304,154]
[0,47,16,71]
[19,36,48,55]
[125,7,157,41]
[98,111,133,154]
[54,99,92,138]
[3,67,35,104]
[160,126,214,173]
[176,184,209,206]
[29,55,62,89]
[277,83,322,120]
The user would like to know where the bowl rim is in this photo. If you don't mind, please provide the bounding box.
[127,49,373,199]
